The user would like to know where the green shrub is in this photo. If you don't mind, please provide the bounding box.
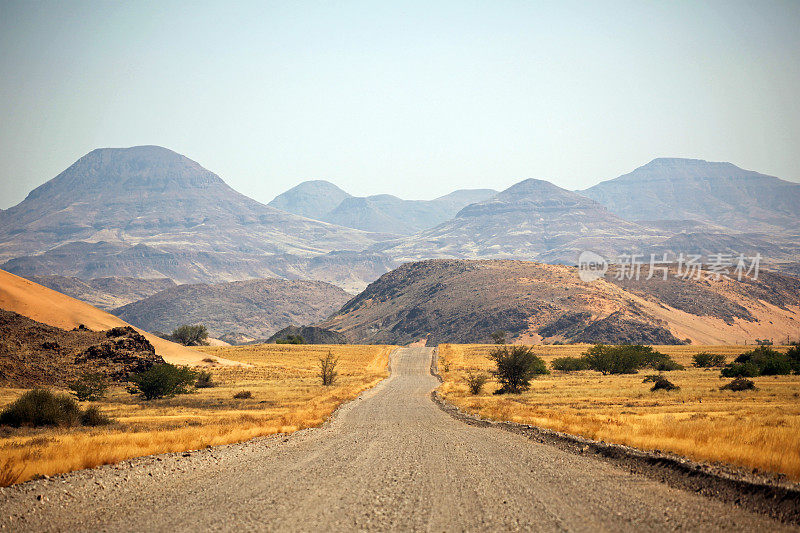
[171,325,209,346]
[276,334,305,345]
[650,377,679,391]
[788,343,800,373]
[652,359,685,371]
[80,405,112,426]
[642,374,661,383]
[721,346,796,377]
[551,356,589,372]
[68,372,108,401]
[692,352,726,368]
[465,372,489,395]
[490,345,548,394]
[129,364,198,400]
[720,377,757,391]
[195,371,215,388]
[580,344,679,375]
[0,389,111,427]
[720,361,761,378]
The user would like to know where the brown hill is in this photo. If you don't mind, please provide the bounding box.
[0,311,164,387]
[24,275,176,309]
[319,259,800,345]
[266,325,347,345]
[112,278,351,341]
[0,269,237,366]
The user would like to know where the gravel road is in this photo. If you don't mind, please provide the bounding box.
[0,347,793,532]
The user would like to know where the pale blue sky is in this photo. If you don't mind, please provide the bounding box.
[1,0,799,208]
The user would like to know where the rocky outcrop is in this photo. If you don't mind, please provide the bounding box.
[266,326,346,345]
[76,326,163,379]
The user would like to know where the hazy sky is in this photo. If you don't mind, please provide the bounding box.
[1,1,799,209]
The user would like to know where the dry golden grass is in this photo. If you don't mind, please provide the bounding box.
[0,344,393,485]
[438,343,800,480]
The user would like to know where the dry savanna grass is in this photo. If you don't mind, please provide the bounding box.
[0,344,394,485]
[438,343,800,480]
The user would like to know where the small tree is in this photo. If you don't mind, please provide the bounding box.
[129,363,198,400]
[491,330,507,344]
[489,345,548,394]
[171,325,209,346]
[465,372,489,395]
[68,372,109,401]
[320,351,338,386]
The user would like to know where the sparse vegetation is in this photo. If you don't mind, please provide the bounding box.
[171,324,209,346]
[438,343,800,481]
[68,372,109,401]
[692,352,726,368]
[489,345,549,394]
[721,377,757,392]
[0,389,110,428]
[276,334,305,345]
[0,344,394,485]
[129,363,198,400]
[465,372,488,395]
[490,330,507,344]
[0,459,24,488]
[319,350,338,386]
[650,376,679,391]
[195,370,215,389]
[233,390,252,399]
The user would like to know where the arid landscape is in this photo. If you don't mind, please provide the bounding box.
[438,343,800,479]
[2,2,800,531]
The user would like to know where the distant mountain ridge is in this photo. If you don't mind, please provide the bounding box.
[581,158,800,234]
[370,179,657,264]
[24,275,176,310]
[268,180,497,235]
[0,146,393,290]
[1,148,798,292]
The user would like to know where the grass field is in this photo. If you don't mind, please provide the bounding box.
[0,344,394,485]
[438,343,800,480]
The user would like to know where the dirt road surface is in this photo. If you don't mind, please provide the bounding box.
[0,347,793,531]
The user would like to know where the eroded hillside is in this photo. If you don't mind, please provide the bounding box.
[320,259,800,345]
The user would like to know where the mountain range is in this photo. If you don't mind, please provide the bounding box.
[0,146,391,290]
[269,181,496,235]
[369,178,658,264]
[1,146,798,294]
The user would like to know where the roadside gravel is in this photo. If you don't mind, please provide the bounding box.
[0,347,794,532]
